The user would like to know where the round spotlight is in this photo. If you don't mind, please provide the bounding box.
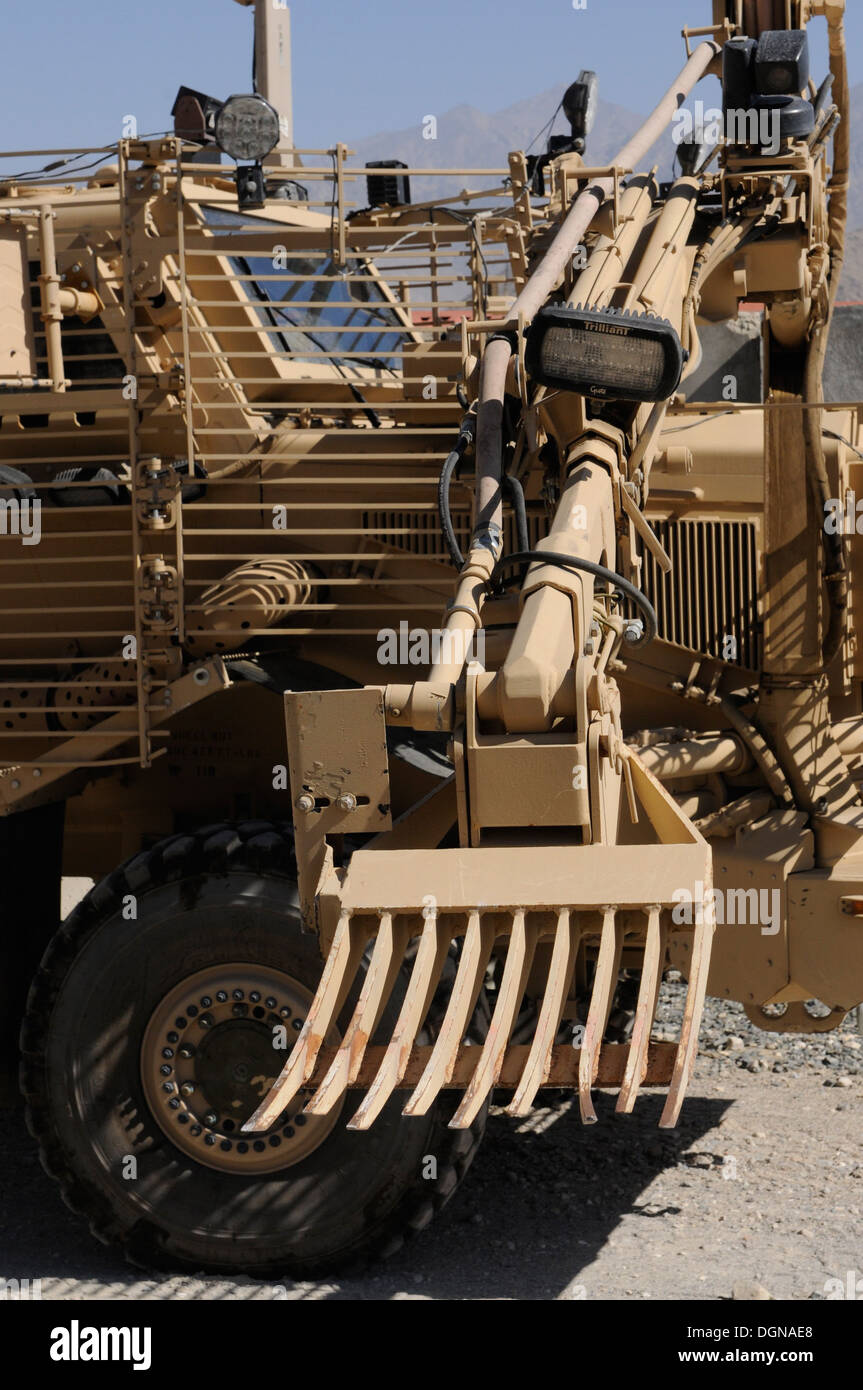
[215,94,280,163]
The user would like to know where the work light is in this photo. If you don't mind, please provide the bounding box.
[215,94,280,163]
[563,71,599,145]
[525,305,685,402]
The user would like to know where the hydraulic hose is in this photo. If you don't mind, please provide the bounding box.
[437,415,477,568]
[439,419,528,570]
[492,548,657,648]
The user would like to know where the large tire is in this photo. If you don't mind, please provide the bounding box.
[0,801,63,1105]
[21,822,487,1278]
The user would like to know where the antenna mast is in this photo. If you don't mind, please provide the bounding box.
[232,0,295,163]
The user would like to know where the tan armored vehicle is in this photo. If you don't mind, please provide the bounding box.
[1,0,860,1275]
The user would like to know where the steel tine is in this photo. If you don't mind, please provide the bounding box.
[507,908,579,1117]
[348,908,451,1130]
[403,910,495,1117]
[577,905,622,1125]
[660,883,715,1128]
[450,910,538,1129]
[305,912,409,1115]
[242,910,366,1132]
[616,904,665,1114]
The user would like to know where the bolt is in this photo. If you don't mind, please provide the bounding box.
[295,793,315,813]
[179,1045,195,1059]
[336,793,357,813]
[623,619,644,646]
[815,797,829,816]
[180,1081,196,1097]
[204,1112,218,1127]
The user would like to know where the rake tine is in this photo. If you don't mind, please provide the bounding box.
[616,905,665,1114]
[242,910,366,1132]
[450,910,537,1129]
[403,910,495,1117]
[347,908,451,1130]
[578,905,622,1125]
[660,883,716,1128]
[507,908,579,1117]
[304,912,410,1116]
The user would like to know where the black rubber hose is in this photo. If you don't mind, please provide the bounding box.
[502,474,530,555]
[438,417,478,569]
[492,548,657,648]
[438,446,466,569]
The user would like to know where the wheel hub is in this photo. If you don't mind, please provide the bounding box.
[141,963,343,1174]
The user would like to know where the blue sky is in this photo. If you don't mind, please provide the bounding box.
[2,0,859,155]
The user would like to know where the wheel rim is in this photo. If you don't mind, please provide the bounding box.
[141,963,343,1174]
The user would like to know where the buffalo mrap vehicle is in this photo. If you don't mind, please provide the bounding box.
[0,0,860,1275]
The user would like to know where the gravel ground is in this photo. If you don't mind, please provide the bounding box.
[1,984,861,1302]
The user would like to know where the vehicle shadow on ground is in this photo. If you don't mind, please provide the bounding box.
[0,1091,729,1299]
[328,1089,731,1300]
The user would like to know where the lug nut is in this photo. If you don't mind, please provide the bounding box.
[204,1112,218,1127]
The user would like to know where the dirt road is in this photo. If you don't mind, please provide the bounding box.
[1,990,860,1302]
